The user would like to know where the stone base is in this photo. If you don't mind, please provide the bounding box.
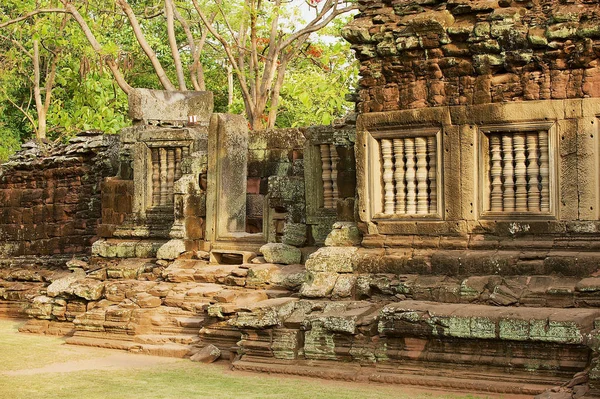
[232,357,552,396]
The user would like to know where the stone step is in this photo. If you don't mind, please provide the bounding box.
[333,273,600,308]
[231,298,599,392]
[356,248,600,278]
[378,300,600,343]
[66,335,193,358]
[18,319,75,336]
[134,333,200,345]
[232,357,550,396]
[0,302,28,319]
[174,316,205,329]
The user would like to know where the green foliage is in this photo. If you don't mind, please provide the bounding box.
[0,124,22,162]
[48,68,129,139]
[0,0,360,160]
[0,0,131,158]
[276,35,357,128]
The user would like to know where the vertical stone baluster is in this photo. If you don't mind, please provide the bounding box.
[320,144,333,208]
[380,139,395,214]
[526,132,541,211]
[405,138,417,214]
[393,139,406,214]
[501,135,515,211]
[490,135,503,212]
[174,147,182,181]
[151,148,160,207]
[514,133,527,212]
[182,146,189,159]
[159,148,168,206]
[330,144,339,204]
[167,149,175,206]
[426,136,437,214]
[539,130,550,212]
[415,137,428,214]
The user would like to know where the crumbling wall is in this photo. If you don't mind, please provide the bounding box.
[247,128,306,240]
[342,0,600,113]
[249,120,357,247]
[0,133,119,258]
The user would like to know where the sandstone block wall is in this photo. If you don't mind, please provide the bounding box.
[98,178,134,238]
[342,0,600,113]
[0,133,119,258]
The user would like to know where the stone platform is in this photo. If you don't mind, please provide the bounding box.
[1,250,598,397]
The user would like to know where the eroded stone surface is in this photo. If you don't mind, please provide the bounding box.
[259,243,301,265]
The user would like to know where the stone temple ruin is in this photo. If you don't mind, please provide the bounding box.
[3,0,600,397]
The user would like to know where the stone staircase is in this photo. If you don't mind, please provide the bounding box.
[2,250,304,359]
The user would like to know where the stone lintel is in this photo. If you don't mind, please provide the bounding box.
[128,89,214,124]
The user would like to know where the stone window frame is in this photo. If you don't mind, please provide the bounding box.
[304,130,355,226]
[478,121,558,220]
[364,126,444,221]
[133,131,198,222]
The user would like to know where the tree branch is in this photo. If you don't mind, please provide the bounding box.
[0,87,37,135]
[191,0,255,116]
[59,1,133,94]
[33,40,46,139]
[44,15,70,113]
[172,5,201,90]
[280,2,357,51]
[165,0,186,90]
[0,9,69,29]
[0,35,33,59]
[115,0,175,91]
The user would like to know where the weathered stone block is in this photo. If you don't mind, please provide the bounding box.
[324,222,362,247]
[190,344,221,363]
[206,113,248,240]
[72,279,105,301]
[281,223,307,246]
[259,243,301,265]
[299,272,338,298]
[305,247,359,273]
[157,239,187,260]
[128,89,213,123]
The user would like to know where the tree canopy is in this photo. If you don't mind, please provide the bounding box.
[0,0,358,160]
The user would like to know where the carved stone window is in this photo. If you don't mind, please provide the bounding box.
[367,127,442,219]
[480,122,556,218]
[149,146,189,209]
[304,127,356,244]
[319,144,340,209]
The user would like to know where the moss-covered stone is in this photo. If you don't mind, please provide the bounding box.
[259,243,302,265]
[305,247,359,273]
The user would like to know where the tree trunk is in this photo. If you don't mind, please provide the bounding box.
[227,64,233,108]
[33,40,46,140]
[267,56,289,128]
[116,0,175,91]
[165,0,186,90]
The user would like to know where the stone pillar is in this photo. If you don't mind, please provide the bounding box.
[205,113,249,242]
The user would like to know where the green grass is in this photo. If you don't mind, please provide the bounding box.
[0,320,108,372]
[0,319,497,399]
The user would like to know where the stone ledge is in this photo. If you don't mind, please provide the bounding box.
[379,300,600,344]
